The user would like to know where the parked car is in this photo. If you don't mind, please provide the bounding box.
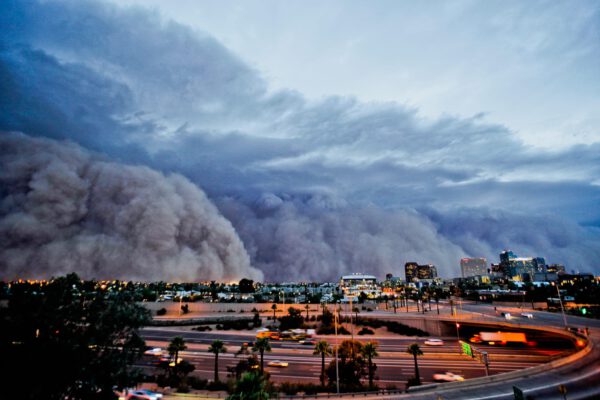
[424,338,444,346]
[126,389,163,400]
[433,372,465,382]
[520,313,534,319]
[299,339,316,345]
[267,360,289,367]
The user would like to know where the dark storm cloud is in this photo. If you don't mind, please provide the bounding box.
[1,0,599,279]
[0,133,263,282]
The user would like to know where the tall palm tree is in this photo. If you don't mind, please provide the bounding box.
[208,340,227,382]
[168,336,187,366]
[313,340,332,386]
[252,337,272,374]
[361,341,379,388]
[352,306,360,321]
[305,303,310,320]
[271,303,277,320]
[406,343,423,386]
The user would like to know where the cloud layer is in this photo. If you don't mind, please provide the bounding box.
[0,133,262,281]
[1,0,599,280]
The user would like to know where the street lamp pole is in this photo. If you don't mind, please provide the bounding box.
[556,284,568,329]
[334,302,340,394]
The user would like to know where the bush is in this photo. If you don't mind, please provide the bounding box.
[279,382,299,395]
[192,325,212,332]
[316,325,350,335]
[357,327,374,335]
[177,383,190,393]
[188,377,208,390]
[156,308,167,316]
[206,380,229,391]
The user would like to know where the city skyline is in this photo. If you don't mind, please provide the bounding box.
[1,0,599,282]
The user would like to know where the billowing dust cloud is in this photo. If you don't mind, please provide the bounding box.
[0,133,263,282]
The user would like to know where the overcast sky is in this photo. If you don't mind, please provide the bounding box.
[1,0,599,280]
[121,0,600,150]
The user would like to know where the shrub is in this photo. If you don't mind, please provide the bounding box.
[156,308,167,316]
[357,327,374,335]
[188,377,208,390]
[206,380,229,391]
[177,383,190,393]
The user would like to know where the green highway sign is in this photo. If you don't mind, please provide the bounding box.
[460,341,473,357]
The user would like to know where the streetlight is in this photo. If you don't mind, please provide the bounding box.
[555,283,568,329]
[334,301,340,394]
[455,322,461,354]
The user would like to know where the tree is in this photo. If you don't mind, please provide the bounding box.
[352,306,360,321]
[278,306,304,330]
[208,340,227,382]
[313,340,332,386]
[361,342,379,388]
[253,312,262,328]
[168,336,187,366]
[305,303,310,319]
[0,273,151,399]
[358,291,368,304]
[239,279,255,294]
[407,343,423,386]
[227,371,273,400]
[326,339,366,390]
[252,337,272,374]
[271,303,277,320]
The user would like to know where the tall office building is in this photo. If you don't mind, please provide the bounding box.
[499,250,545,281]
[460,258,487,278]
[405,262,437,281]
[405,262,418,282]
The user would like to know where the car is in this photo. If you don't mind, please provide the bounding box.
[126,389,163,400]
[432,372,465,382]
[521,313,534,319]
[267,360,289,367]
[501,312,512,319]
[143,347,163,356]
[424,338,444,346]
[299,339,316,345]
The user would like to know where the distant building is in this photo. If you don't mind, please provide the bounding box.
[339,273,380,300]
[405,262,437,282]
[460,258,487,278]
[546,264,565,274]
[498,250,546,282]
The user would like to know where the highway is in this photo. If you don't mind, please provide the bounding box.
[139,326,570,387]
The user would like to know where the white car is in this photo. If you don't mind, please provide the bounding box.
[126,389,163,400]
[143,347,163,356]
[521,313,534,319]
[424,338,444,346]
[267,360,289,367]
[433,372,465,382]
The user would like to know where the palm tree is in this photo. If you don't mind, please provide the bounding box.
[271,303,277,320]
[313,340,332,386]
[406,343,423,385]
[227,371,271,400]
[352,306,360,321]
[305,303,310,320]
[252,337,272,374]
[208,340,227,382]
[361,341,379,388]
[168,336,187,366]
